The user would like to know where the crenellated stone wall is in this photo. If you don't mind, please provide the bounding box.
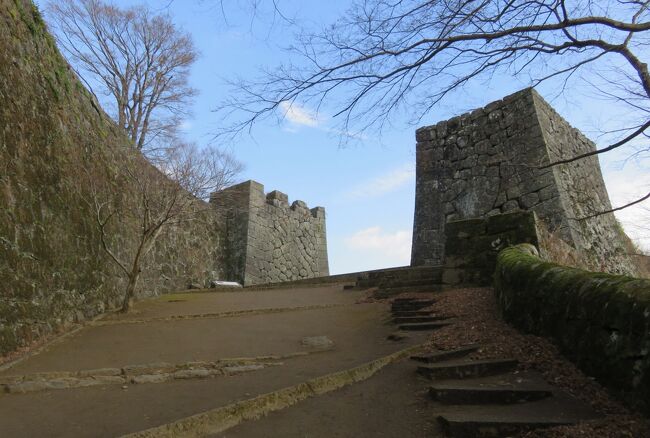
[412,88,637,275]
[210,181,329,286]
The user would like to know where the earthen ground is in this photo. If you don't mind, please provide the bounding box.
[213,358,441,438]
[0,284,434,437]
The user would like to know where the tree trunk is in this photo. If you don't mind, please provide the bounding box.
[121,270,140,313]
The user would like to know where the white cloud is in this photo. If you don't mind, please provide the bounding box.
[179,120,193,131]
[344,226,412,262]
[279,101,320,127]
[605,165,650,251]
[346,163,415,199]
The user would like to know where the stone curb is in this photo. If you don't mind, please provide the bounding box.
[93,303,350,326]
[0,350,332,394]
[121,343,425,438]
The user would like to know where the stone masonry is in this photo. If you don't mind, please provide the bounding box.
[210,181,329,286]
[412,88,636,275]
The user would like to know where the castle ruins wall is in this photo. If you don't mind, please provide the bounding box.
[210,181,329,286]
[412,88,637,275]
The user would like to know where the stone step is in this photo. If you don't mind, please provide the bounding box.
[393,297,424,303]
[390,303,431,312]
[376,285,444,297]
[391,300,435,311]
[418,359,518,380]
[391,310,436,318]
[429,370,555,405]
[410,345,480,363]
[393,316,452,324]
[398,322,453,331]
[436,395,598,437]
[381,278,444,287]
[391,298,435,306]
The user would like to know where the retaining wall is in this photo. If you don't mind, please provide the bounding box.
[0,0,225,355]
[495,244,650,414]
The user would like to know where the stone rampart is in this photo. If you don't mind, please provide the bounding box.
[0,1,328,356]
[412,88,636,275]
[210,181,329,285]
[443,211,540,286]
[0,0,227,354]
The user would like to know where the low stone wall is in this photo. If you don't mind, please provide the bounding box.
[495,244,650,414]
[443,211,540,286]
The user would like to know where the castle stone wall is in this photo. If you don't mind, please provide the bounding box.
[210,181,329,286]
[412,88,636,275]
[0,0,226,355]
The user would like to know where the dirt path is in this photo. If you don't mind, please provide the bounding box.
[0,284,434,437]
[213,358,443,438]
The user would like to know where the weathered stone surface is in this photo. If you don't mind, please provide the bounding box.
[411,88,638,275]
[131,374,172,384]
[122,362,176,376]
[301,336,334,349]
[172,369,212,380]
[223,364,266,375]
[76,368,122,378]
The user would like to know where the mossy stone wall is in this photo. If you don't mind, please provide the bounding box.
[0,0,225,355]
[495,244,650,414]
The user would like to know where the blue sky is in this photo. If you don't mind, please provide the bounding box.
[43,0,650,273]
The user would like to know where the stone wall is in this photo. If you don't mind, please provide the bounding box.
[443,211,540,286]
[0,0,330,356]
[0,0,226,355]
[210,181,329,286]
[495,244,650,415]
[412,88,636,275]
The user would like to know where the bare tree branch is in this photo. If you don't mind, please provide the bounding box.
[46,0,197,155]
[86,143,243,312]
[215,0,650,213]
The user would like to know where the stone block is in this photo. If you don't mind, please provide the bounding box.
[266,190,289,207]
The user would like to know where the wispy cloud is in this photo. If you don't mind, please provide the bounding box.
[344,226,412,263]
[346,163,415,199]
[605,165,650,251]
[279,101,321,127]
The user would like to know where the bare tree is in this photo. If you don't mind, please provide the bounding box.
[218,0,650,207]
[47,0,197,154]
[88,143,242,312]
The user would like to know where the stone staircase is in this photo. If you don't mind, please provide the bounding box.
[358,267,445,297]
[387,297,599,437]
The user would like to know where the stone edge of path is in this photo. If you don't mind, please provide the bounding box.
[120,343,426,438]
[0,349,335,394]
[93,303,352,326]
[0,303,355,374]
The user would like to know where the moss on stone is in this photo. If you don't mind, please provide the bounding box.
[0,0,226,356]
[495,244,650,415]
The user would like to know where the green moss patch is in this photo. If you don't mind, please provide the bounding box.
[495,244,650,415]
